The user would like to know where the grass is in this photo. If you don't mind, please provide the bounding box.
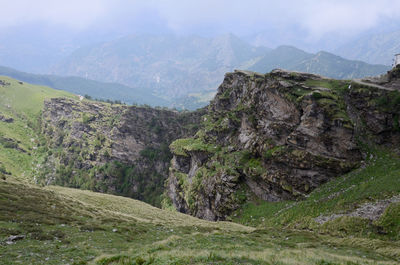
[303,79,354,127]
[169,137,218,157]
[1,179,399,265]
[305,79,349,90]
[0,76,76,178]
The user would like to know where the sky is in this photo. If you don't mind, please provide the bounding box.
[1,0,400,72]
[1,0,400,39]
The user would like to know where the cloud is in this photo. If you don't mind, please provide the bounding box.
[300,0,400,38]
[1,0,400,37]
[0,0,109,29]
[142,0,400,38]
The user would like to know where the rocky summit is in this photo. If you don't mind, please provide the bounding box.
[166,68,400,220]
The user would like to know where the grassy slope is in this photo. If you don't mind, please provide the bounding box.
[0,76,77,178]
[233,147,400,233]
[1,180,399,265]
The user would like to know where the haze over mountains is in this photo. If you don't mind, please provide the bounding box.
[248,45,389,78]
[51,34,269,100]
[335,29,400,65]
[46,34,388,109]
[0,30,393,109]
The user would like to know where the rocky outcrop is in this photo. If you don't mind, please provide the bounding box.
[315,195,400,224]
[40,98,204,206]
[0,114,13,123]
[166,69,400,220]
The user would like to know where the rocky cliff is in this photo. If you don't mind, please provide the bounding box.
[166,69,400,220]
[39,98,204,206]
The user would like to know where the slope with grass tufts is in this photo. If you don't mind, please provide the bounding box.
[1,179,399,265]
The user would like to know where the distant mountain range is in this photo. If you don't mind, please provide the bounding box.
[249,45,390,79]
[51,34,390,102]
[51,34,269,100]
[335,30,400,65]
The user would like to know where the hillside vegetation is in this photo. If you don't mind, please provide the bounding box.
[233,146,400,239]
[37,98,203,207]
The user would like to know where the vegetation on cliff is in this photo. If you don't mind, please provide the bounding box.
[37,98,204,207]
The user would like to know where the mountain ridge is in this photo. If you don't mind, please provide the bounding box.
[249,46,390,79]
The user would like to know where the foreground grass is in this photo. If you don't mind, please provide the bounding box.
[0,179,399,265]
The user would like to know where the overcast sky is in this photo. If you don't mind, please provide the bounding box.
[1,0,400,37]
[0,0,400,58]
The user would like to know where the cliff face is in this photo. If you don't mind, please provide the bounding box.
[40,98,204,206]
[166,69,400,220]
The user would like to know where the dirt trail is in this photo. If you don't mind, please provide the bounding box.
[352,79,394,91]
[315,195,400,224]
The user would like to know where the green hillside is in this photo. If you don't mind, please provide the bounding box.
[0,76,76,178]
[0,66,169,107]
